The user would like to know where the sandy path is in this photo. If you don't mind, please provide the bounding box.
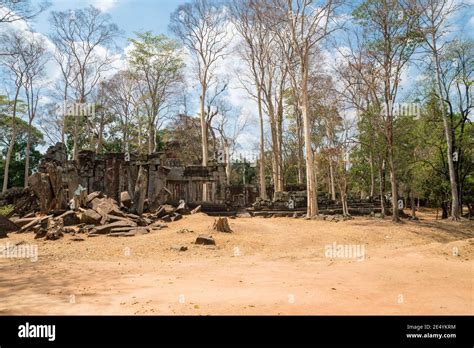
[0,211,472,315]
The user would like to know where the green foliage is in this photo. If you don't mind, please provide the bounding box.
[0,205,14,216]
[0,113,44,188]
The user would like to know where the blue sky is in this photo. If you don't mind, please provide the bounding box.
[32,0,189,46]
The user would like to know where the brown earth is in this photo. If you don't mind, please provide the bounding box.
[0,209,472,315]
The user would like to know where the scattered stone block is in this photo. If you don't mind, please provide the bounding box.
[191,205,201,214]
[45,218,64,240]
[171,245,188,251]
[195,235,216,246]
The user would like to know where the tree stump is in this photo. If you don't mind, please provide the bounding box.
[212,217,232,233]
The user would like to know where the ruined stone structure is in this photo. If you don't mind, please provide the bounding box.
[33,143,227,210]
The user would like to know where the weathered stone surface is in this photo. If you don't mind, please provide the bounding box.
[161,214,172,222]
[80,209,102,225]
[120,191,132,208]
[177,228,194,233]
[90,197,120,216]
[0,215,20,237]
[13,217,38,227]
[131,227,149,235]
[45,218,64,240]
[171,213,182,222]
[175,200,189,214]
[35,229,47,239]
[91,220,137,234]
[191,205,202,214]
[57,210,81,226]
[19,215,52,233]
[195,235,216,246]
[28,172,53,214]
[110,226,135,233]
[86,191,103,204]
[171,244,188,251]
[108,231,136,237]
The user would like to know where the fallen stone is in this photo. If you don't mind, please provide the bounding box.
[120,191,132,209]
[57,210,80,226]
[171,244,188,251]
[45,218,64,240]
[177,228,194,233]
[161,214,172,222]
[195,235,216,246]
[86,191,103,204]
[63,226,79,233]
[80,209,102,225]
[0,215,20,237]
[90,197,120,216]
[91,220,137,234]
[110,226,135,233]
[175,200,189,214]
[12,217,38,228]
[129,227,149,235]
[191,205,201,214]
[108,231,136,237]
[19,215,52,232]
[171,213,182,222]
[35,229,47,239]
[70,236,85,241]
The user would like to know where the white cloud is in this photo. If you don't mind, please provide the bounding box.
[469,16,474,28]
[91,0,118,12]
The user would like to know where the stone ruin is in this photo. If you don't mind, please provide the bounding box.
[27,142,227,215]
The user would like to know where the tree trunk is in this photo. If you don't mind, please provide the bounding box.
[257,88,267,199]
[329,158,336,201]
[72,111,79,161]
[410,190,416,218]
[23,120,32,188]
[385,99,399,222]
[301,60,318,217]
[225,145,231,186]
[148,119,156,155]
[200,83,209,201]
[379,159,386,217]
[296,105,304,185]
[369,152,375,198]
[432,37,460,220]
[388,152,399,222]
[2,85,21,193]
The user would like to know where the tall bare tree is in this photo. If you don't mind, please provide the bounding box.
[127,32,184,154]
[230,0,271,199]
[282,0,339,217]
[1,31,30,192]
[418,0,464,220]
[22,35,50,187]
[49,6,119,160]
[0,0,48,25]
[170,0,229,201]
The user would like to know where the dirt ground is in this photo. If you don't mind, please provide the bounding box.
[0,209,472,315]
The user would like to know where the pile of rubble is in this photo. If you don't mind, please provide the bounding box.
[0,192,200,240]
